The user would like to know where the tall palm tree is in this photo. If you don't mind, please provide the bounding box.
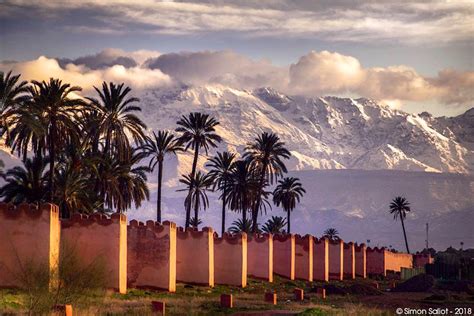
[261,216,287,234]
[178,171,214,228]
[24,79,85,202]
[389,196,411,253]
[323,228,340,241]
[0,156,48,204]
[0,71,29,139]
[96,150,150,213]
[223,160,259,226]
[228,218,256,234]
[141,130,182,222]
[272,177,305,233]
[176,112,222,228]
[244,132,290,232]
[206,151,236,236]
[87,82,146,161]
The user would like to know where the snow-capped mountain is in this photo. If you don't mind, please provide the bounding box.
[138,84,473,174]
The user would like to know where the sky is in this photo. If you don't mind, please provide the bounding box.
[0,0,473,116]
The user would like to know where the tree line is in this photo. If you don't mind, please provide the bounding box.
[0,71,306,236]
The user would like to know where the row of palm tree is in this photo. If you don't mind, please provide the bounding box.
[0,71,307,235]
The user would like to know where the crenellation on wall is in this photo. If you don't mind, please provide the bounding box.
[213,232,247,287]
[176,226,214,287]
[273,234,295,280]
[127,220,177,292]
[0,203,60,288]
[247,233,273,282]
[294,234,313,281]
[61,212,127,293]
[328,239,344,280]
[313,237,329,281]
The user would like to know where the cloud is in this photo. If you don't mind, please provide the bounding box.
[57,48,161,69]
[2,0,473,43]
[288,50,474,107]
[145,50,287,90]
[0,54,172,91]
[0,49,472,110]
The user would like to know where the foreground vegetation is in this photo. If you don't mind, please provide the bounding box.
[2,275,473,315]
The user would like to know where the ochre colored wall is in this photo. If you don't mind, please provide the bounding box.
[273,234,295,280]
[413,254,433,268]
[343,242,355,279]
[214,233,247,287]
[176,227,214,287]
[0,203,60,288]
[127,220,177,292]
[313,238,329,281]
[61,213,127,293]
[247,234,273,282]
[366,247,386,276]
[294,235,313,281]
[354,244,367,278]
[385,251,413,272]
[329,240,343,280]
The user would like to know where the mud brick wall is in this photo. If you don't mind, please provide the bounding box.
[127,220,177,292]
[0,203,60,288]
[61,213,127,293]
[176,227,214,287]
[313,237,329,281]
[273,234,295,280]
[294,234,313,281]
[329,239,344,280]
[343,242,355,279]
[214,233,247,287]
[354,243,367,278]
[247,234,273,282]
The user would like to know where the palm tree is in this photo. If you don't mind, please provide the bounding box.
[206,151,236,236]
[261,216,287,234]
[228,218,256,234]
[272,177,305,233]
[389,196,411,253]
[23,79,85,202]
[176,112,222,228]
[87,82,146,161]
[323,228,340,241]
[96,150,150,213]
[178,171,214,228]
[0,156,48,204]
[222,160,260,226]
[244,132,290,232]
[189,217,203,228]
[141,130,182,222]
[0,71,29,139]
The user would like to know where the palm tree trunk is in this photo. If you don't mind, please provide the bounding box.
[194,194,199,228]
[157,159,163,222]
[48,118,56,204]
[252,163,268,233]
[221,186,227,237]
[287,209,291,234]
[185,143,199,229]
[400,214,410,253]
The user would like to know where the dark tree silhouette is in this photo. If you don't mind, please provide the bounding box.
[228,218,256,234]
[261,216,287,234]
[0,156,48,204]
[0,71,29,140]
[222,160,260,226]
[389,196,411,253]
[206,151,236,236]
[87,81,146,161]
[176,112,221,228]
[272,177,305,233]
[244,132,290,232]
[141,130,182,222]
[178,171,214,228]
[323,228,340,241]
